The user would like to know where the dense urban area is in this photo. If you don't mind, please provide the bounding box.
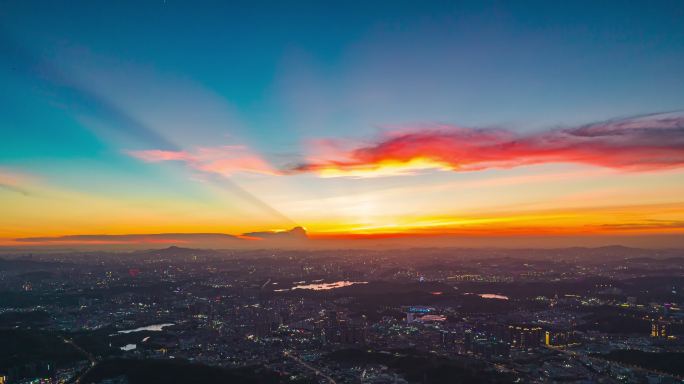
[1,246,683,384]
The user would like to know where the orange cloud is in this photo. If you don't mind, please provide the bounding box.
[128,145,277,176]
[290,112,684,177]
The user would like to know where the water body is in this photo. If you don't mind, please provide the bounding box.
[478,293,509,300]
[292,280,368,291]
[117,323,174,334]
[275,280,368,292]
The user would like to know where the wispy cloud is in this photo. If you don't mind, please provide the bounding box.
[13,227,307,246]
[0,32,296,226]
[289,112,684,177]
[14,233,237,245]
[595,220,684,231]
[0,169,32,196]
[128,145,278,176]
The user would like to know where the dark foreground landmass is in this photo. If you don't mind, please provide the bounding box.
[80,359,294,384]
[325,348,512,384]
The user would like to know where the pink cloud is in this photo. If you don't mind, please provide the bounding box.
[128,145,277,176]
[129,149,194,162]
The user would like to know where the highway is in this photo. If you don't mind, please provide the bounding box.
[283,350,337,384]
[63,337,97,383]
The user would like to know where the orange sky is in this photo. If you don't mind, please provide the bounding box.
[3,159,684,248]
[3,2,684,250]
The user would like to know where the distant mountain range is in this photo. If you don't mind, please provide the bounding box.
[3,228,684,251]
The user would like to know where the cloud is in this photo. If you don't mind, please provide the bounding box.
[12,227,308,247]
[289,112,684,177]
[128,145,278,176]
[127,145,295,225]
[595,220,684,231]
[14,233,240,244]
[0,169,32,196]
[243,226,308,240]
[0,32,295,227]
[0,183,29,196]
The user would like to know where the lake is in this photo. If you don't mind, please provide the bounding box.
[117,323,175,334]
[478,293,509,300]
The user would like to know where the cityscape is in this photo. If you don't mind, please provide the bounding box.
[2,1,684,383]
[1,244,683,383]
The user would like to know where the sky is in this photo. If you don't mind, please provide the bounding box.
[1,0,684,248]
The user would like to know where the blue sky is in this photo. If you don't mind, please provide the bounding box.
[3,1,684,154]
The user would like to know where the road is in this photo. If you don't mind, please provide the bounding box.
[283,350,337,384]
[63,337,97,383]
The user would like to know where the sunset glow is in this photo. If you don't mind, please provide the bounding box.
[1,2,684,249]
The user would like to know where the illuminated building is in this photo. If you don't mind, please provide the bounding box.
[464,329,473,351]
[404,306,435,323]
[651,318,670,338]
[508,325,543,349]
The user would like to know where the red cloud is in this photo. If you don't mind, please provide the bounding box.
[291,112,684,177]
[128,145,277,176]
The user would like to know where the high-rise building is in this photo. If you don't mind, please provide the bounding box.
[464,329,473,352]
[508,325,543,349]
[651,318,670,338]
